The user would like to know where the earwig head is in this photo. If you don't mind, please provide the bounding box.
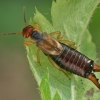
[22,25,35,38]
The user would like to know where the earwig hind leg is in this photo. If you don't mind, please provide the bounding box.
[37,48,41,65]
[93,64,100,72]
[23,41,35,46]
[48,56,70,80]
[88,73,100,89]
[34,23,40,31]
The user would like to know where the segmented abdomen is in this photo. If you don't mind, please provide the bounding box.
[50,43,94,78]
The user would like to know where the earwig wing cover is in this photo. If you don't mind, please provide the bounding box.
[38,34,63,55]
[26,0,100,100]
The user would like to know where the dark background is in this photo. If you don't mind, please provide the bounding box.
[0,1,100,100]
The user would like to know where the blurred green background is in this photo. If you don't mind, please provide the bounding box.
[0,0,100,100]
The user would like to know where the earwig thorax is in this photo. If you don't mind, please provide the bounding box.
[22,25,35,38]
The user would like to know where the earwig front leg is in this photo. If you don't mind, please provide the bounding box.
[23,41,41,65]
[48,56,70,80]
[34,23,40,31]
[88,73,100,89]
[23,41,35,46]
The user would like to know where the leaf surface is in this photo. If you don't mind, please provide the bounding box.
[26,0,100,100]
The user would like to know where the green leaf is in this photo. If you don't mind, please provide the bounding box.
[26,0,100,100]
[40,72,51,100]
[53,91,61,100]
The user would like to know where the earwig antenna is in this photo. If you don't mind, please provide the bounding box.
[23,6,27,26]
[0,33,16,36]
[0,32,22,36]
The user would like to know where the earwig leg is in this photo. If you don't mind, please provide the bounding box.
[34,23,40,31]
[59,40,80,49]
[49,31,63,40]
[88,73,100,89]
[23,41,35,46]
[50,31,75,46]
[73,45,80,50]
[59,40,75,46]
[23,7,27,26]
[37,48,41,65]
[48,56,70,80]
[93,64,100,72]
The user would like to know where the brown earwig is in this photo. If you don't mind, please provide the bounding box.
[22,25,100,89]
[0,7,100,89]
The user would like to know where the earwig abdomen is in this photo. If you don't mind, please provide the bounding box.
[50,43,94,78]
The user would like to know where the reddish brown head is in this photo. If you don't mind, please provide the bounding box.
[22,25,35,38]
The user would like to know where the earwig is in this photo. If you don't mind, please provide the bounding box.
[0,7,100,89]
[21,24,100,89]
